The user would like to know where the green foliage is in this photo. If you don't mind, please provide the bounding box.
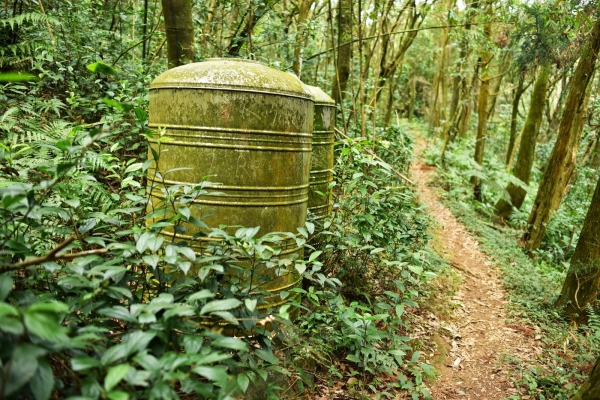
[0,2,443,397]
[512,3,572,70]
[295,125,437,398]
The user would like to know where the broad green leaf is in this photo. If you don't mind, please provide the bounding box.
[124,163,143,174]
[411,351,421,362]
[211,311,238,324]
[244,298,257,312]
[2,344,42,397]
[136,232,152,253]
[178,207,191,220]
[254,349,279,364]
[192,365,228,384]
[87,61,116,75]
[187,289,214,302]
[200,298,241,315]
[104,364,130,391]
[0,72,37,82]
[0,302,18,318]
[182,335,203,354]
[107,390,129,400]
[142,255,159,269]
[134,108,147,123]
[98,306,136,322]
[346,354,360,363]
[72,356,101,371]
[29,359,54,400]
[212,337,247,351]
[308,250,322,263]
[237,373,250,393]
[0,317,24,335]
[294,263,306,275]
[146,235,164,252]
[24,305,69,343]
[177,246,196,261]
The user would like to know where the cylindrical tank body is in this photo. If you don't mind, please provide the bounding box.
[303,85,335,221]
[147,59,313,308]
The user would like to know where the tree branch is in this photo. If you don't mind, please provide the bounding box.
[0,236,108,273]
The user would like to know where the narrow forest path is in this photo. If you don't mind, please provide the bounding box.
[411,140,540,400]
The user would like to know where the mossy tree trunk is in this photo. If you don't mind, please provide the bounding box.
[571,357,600,400]
[471,17,492,201]
[523,14,600,250]
[161,0,194,69]
[495,66,550,217]
[331,0,352,105]
[555,171,600,319]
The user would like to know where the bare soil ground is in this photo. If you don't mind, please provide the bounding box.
[412,142,540,399]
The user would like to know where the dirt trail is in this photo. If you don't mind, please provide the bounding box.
[411,142,540,399]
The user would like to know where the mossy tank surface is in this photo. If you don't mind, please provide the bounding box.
[147,58,313,306]
[303,84,335,221]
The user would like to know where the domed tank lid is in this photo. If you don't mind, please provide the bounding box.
[303,84,335,106]
[150,58,311,100]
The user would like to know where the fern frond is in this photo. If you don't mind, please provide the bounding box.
[80,151,119,172]
[0,12,58,30]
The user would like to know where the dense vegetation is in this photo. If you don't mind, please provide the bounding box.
[2,0,600,398]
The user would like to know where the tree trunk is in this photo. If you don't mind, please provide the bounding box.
[485,52,510,123]
[331,0,352,105]
[450,0,477,139]
[227,2,272,56]
[291,0,315,77]
[571,357,600,400]
[523,15,600,250]
[506,74,526,165]
[555,171,600,319]
[408,69,415,122]
[384,73,398,125]
[429,13,452,132]
[495,66,550,217]
[589,136,600,170]
[561,79,595,199]
[471,19,492,201]
[161,0,194,69]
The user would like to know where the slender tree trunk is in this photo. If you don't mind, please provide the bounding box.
[450,0,477,139]
[555,171,600,319]
[589,136,600,170]
[161,0,194,68]
[429,16,451,132]
[506,74,526,165]
[471,19,493,201]
[561,80,595,199]
[524,15,600,250]
[485,52,510,123]
[141,0,149,60]
[291,0,315,77]
[408,69,415,122]
[331,0,352,105]
[495,66,550,217]
[458,63,478,138]
[227,2,272,56]
[571,357,600,400]
[384,73,398,125]
[200,0,217,48]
